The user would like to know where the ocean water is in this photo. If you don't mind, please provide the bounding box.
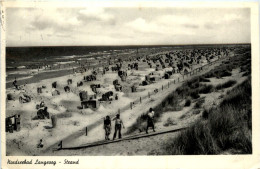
[5,44,243,88]
[5,45,151,87]
[6,46,151,68]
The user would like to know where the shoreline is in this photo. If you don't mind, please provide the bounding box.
[6,68,78,89]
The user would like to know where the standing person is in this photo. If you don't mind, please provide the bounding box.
[146,108,156,134]
[13,78,18,90]
[104,116,111,140]
[112,114,125,140]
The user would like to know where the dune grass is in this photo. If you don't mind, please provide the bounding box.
[215,80,236,90]
[204,69,232,79]
[127,48,251,137]
[198,84,214,94]
[164,77,252,155]
[194,98,205,109]
[126,92,181,134]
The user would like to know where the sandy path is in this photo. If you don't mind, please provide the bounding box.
[45,129,182,156]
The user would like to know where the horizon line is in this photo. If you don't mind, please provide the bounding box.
[6,43,251,48]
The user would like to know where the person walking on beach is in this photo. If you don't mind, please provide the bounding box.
[113,114,125,140]
[13,78,18,90]
[104,116,111,140]
[146,108,155,134]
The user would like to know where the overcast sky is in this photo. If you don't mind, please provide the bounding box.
[6,7,250,46]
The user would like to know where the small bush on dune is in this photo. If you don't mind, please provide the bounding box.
[199,84,214,94]
[187,78,200,89]
[190,91,200,99]
[202,109,209,119]
[194,98,205,109]
[242,71,250,77]
[163,117,177,127]
[216,70,232,78]
[205,69,232,79]
[179,114,186,119]
[163,105,183,112]
[164,92,182,111]
[240,65,248,72]
[190,81,200,89]
[140,113,147,121]
[215,80,236,90]
[204,71,214,78]
[223,61,230,64]
[167,92,179,105]
[176,85,190,98]
[184,99,191,107]
[193,110,201,114]
[187,78,198,85]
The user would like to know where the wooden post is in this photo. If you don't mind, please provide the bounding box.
[178,77,179,82]
[140,97,142,103]
[86,127,88,136]
[162,85,163,90]
[51,115,57,128]
[130,102,132,109]
[58,141,63,149]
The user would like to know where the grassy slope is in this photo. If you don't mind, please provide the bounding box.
[125,46,251,155]
[163,47,252,155]
[164,78,251,154]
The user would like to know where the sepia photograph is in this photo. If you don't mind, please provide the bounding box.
[1,1,260,169]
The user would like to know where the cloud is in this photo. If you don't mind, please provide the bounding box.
[28,9,81,33]
[182,24,199,29]
[156,15,191,26]
[6,7,250,46]
[78,8,114,23]
[125,18,161,34]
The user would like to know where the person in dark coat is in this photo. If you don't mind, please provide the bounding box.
[104,116,111,140]
[13,78,18,90]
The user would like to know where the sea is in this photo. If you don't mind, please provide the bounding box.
[5,44,243,88]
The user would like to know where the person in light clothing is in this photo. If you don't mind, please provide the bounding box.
[113,114,125,140]
[146,108,155,134]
